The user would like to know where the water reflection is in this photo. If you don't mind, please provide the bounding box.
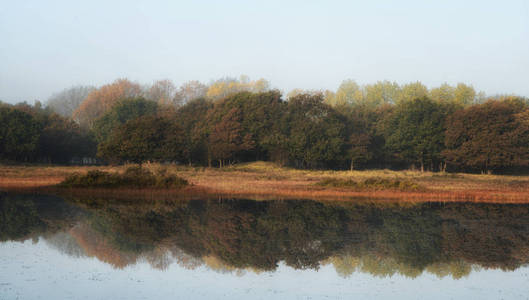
[1,194,528,279]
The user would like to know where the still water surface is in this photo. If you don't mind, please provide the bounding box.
[1,194,528,299]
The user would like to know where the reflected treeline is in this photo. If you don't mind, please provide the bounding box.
[1,194,528,279]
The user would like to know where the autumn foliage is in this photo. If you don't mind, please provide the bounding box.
[443,98,529,172]
[2,78,529,173]
[3,195,529,276]
[73,79,142,128]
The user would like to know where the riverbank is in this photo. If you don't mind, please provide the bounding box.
[1,162,528,203]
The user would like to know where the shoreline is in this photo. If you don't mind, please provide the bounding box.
[1,162,529,203]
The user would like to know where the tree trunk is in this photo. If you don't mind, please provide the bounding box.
[350,159,354,171]
[439,162,446,173]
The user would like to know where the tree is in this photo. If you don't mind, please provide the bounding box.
[454,83,476,106]
[238,91,285,161]
[37,113,96,164]
[251,78,271,93]
[383,97,452,171]
[0,107,41,161]
[325,79,364,107]
[0,102,95,163]
[348,133,371,171]
[288,89,323,99]
[175,98,212,165]
[208,108,254,167]
[145,79,177,107]
[363,81,401,106]
[443,98,529,173]
[174,80,208,105]
[335,100,395,170]
[282,93,347,168]
[429,83,476,106]
[92,97,158,144]
[429,83,456,103]
[203,91,285,163]
[46,85,95,117]
[206,77,241,101]
[97,115,183,164]
[206,76,271,101]
[398,82,428,104]
[73,79,142,129]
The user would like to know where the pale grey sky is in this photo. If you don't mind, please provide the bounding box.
[1,0,528,103]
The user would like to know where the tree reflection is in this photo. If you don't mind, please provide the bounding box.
[1,194,528,278]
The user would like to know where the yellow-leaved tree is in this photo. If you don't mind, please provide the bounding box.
[206,75,270,101]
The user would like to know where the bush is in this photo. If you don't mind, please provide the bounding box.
[154,174,189,188]
[317,177,422,191]
[59,167,188,189]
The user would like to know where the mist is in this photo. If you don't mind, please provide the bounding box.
[1,0,528,104]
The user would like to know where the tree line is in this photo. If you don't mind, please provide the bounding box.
[0,102,94,164]
[1,77,528,173]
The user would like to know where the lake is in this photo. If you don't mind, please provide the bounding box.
[1,194,528,299]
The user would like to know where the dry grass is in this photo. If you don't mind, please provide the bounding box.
[1,161,529,203]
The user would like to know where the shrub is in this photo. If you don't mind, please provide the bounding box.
[317,177,422,191]
[59,167,188,189]
[154,175,188,189]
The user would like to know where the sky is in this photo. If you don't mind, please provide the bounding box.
[2,240,529,299]
[1,0,528,104]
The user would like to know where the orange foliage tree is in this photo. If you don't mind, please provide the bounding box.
[207,107,255,167]
[73,79,142,128]
[443,98,529,172]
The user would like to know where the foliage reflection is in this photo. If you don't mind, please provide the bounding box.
[1,194,528,279]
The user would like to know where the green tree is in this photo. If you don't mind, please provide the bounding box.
[92,97,158,144]
[347,133,371,171]
[325,79,364,107]
[282,94,347,168]
[454,83,476,106]
[429,83,456,103]
[97,115,183,164]
[398,81,428,104]
[383,97,452,171]
[37,113,96,163]
[363,80,401,106]
[2,102,96,163]
[175,98,212,165]
[341,103,393,169]
[0,107,41,162]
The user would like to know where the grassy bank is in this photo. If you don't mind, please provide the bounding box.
[1,161,528,203]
